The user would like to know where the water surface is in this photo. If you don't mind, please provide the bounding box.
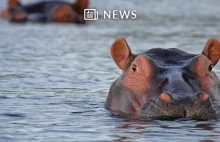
[0,0,220,141]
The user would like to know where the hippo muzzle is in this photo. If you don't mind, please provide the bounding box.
[106,38,220,120]
[141,91,220,120]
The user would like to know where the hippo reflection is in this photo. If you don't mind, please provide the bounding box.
[106,38,220,120]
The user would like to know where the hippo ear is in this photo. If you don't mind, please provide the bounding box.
[8,0,21,8]
[110,38,132,70]
[202,38,220,66]
[73,0,89,14]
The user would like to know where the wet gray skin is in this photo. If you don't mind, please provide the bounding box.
[106,38,220,120]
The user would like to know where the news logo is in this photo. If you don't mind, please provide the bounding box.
[84,9,99,20]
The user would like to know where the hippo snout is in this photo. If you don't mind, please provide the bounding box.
[159,91,209,104]
[152,91,215,119]
[139,91,220,120]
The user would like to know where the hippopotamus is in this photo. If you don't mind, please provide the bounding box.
[106,38,220,120]
[0,0,89,24]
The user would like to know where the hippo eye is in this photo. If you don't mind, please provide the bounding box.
[208,64,213,72]
[132,64,137,72]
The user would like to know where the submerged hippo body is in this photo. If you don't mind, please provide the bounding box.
[1,0,89,24]
[106,38,220,120]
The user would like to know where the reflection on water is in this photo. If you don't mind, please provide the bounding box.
[110,118,220,142]
[0,0,220,141]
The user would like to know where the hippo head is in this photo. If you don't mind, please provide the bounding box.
[106,38,220,120]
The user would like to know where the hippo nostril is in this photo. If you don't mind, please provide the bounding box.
[200,92,209,101]
[195,91,209,101]
[159,93,172,103]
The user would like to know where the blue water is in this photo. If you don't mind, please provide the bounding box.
[0,0,220,141]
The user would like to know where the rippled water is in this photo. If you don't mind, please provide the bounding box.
[1,0,220,141]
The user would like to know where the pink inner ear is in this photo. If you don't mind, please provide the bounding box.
[202,38,220,66]
[110,38,132,70]
[8,0,21,8]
